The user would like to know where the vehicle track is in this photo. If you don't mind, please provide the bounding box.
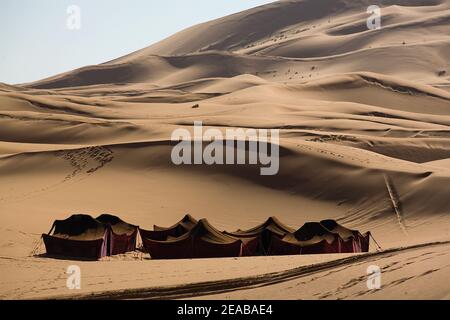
[42,240,450,300]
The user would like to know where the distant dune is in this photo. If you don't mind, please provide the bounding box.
[1,0,449,299]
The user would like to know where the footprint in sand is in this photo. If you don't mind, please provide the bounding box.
[56,146,114,182]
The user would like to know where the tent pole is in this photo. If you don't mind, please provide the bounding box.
[370,233,382,251]
[47,222,56,235]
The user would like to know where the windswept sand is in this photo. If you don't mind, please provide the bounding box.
[1,0,449,299]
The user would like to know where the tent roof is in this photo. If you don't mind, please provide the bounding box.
[51,214,106,241]
[279,222,336,246]
[320,219,360,240]
[96,214,137,236]
[227,216,294,237]
[294,222,332,241]
[151,219,241,245]
[153,214,198,232]
[283,221,362,246]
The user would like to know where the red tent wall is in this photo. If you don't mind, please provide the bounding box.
[360,232,371,252]
[108,228,138,256]
[43,231,108,260]
[269,234,360,255]
[299,238,341,254]
[193,237,242,259]
[240,237,260,256]
[340,237,360,253]
[142,236,192,260]
[139,228,182,242]
[142,236,244,260]
[268,236,302,256]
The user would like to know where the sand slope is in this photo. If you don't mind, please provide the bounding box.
[1,0,449,299]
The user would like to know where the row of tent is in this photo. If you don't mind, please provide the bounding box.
[42,214,373,260]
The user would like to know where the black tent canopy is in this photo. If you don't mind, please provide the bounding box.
[50,214,107,241]
[139,214,198,242]
[43,214,138,259]
[43,214,108,259]
[224,217,295,255]
[96,214,138,236]
[141,219,243,259]
[153,214,198,233]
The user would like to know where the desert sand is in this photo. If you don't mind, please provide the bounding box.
[1,0,450,299]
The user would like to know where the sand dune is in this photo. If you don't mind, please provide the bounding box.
[114,0,450,57]
[25,43,450,89]
[1,0,449,299]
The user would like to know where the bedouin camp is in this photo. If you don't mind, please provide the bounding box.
[42,215,374,260]
[42,214,138,259]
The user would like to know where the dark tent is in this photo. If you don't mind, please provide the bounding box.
[270,222,339,255]
[42,214,108,260]
[224,217,294,255]
[139,214,197,243]
[141,219,243,259]
[320,219,371,253]
[96,214,138,255]
[270,221,371,255]
[154,214,198,232]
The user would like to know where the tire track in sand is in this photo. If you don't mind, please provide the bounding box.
[41,241,450,300]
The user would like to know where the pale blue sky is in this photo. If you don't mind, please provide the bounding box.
[0,0,274,84]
